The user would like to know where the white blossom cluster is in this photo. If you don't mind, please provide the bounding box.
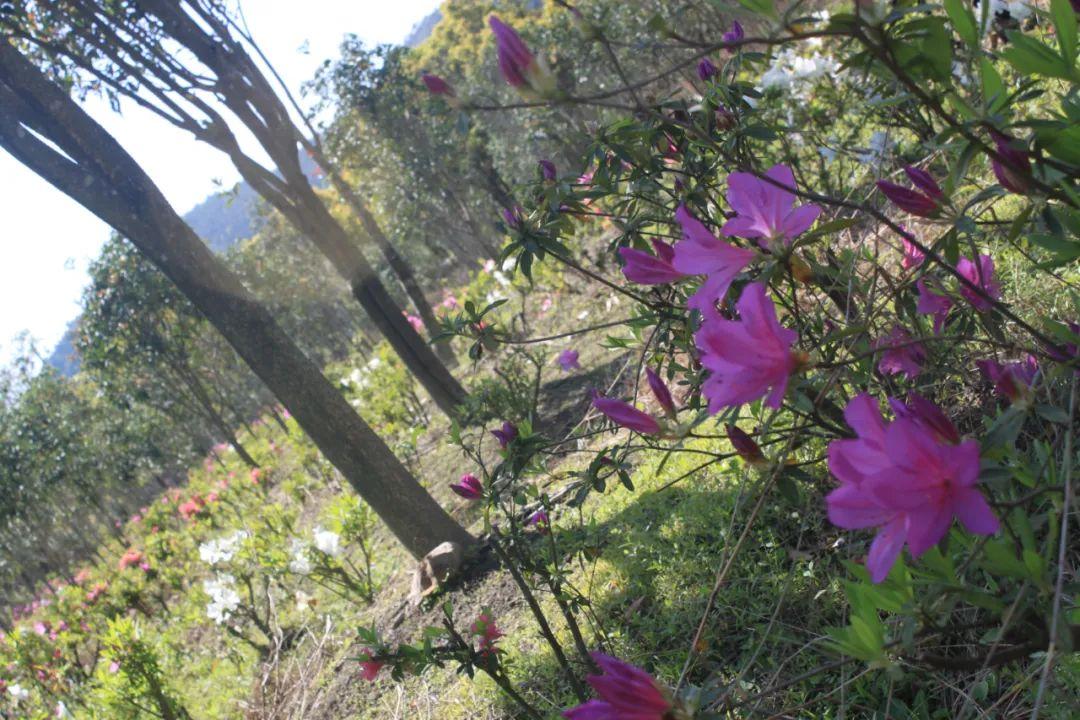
[759,48,840,98]
[345,356,383,391]
[313,527,342,557]
[203,574,241,624]
[289,537,313,575]
[198,530,250,566]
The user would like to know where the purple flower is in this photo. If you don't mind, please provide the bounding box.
[889,393,962,445]
[539,159,557,181]
[618,239,687,285]
[450,474,483,500]
[697,57,719,81]
[563,653,673,720]
[877,181,939,218]
[977,356,1038,405]
[645,367,676,417]
[916,278,953,334]
[722,20,744,45]
[990,131,1032,195]
[489,15,556,97]
[592,392,661,435]
[826,394,998,583]
[421,73,455,97]
[905,166,944,201]
[502,205,525,229]
[671,204,755,312]
[873,325,926,379]
[901,236,925,269]
[491,421,518,449]
[526,510,550,534]
[726,424,767,466]
[694,282,801,412]
[721,164,821,250]
[559,349,581,371]
[956,254,1001,312]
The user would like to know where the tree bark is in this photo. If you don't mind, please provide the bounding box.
[0,43,474,559]
[311,154,457,368]
[125,0,469,415]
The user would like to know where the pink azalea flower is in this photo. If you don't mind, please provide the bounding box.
[889,393,963,445]
[726,424,767,467]
[901,236,925,269]
[539,159,557,181]
[488,15,555,97]
[977,356,1038,405]
[358,648,383,681]
[697,56,719,81]
[591,392,661,435]
[956,254,1001,312]
[404,313,425,333]
[990,131,1032,195]
[450,474,483,500]
[877,167,944,218]
[694,282,800,412]
[826,394,998,583]
[118,549,144,570]
[490,421,518,449]
[645,367,675,417]
[722,20,744,45]
[671,204,755,311]
[563,652,672,720]
[618,239,686,285]
[250,468,262,485]
[720,164,821,250]
[559,349,581,371]
[421,73,454,97]
[916,278,953,334]
[470,612,504,657]
[873,326,926,379]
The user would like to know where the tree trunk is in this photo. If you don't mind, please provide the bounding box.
[0,44,474,559]
[128,0,469,416]
[313,155,457,368]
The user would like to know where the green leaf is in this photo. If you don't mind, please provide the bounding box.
[980,58,1006,112]
[1001,31,1076,80]
[733,0,777,20]
[1040,123,1080,165]
[944,0,979,48]
[1052,0,1078,64]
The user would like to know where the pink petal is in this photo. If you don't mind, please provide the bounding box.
[954,489,999,535]
[781,203,822,240]
[867,515,908,583]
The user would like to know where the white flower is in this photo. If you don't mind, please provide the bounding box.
[198,530,250,566]
[295,590,317,613]
[8,684,29,702]
[501,256,516,273]
[492,270,511,288]
[55,701,71,718]
[289,538,312,575]
[759,63,792,91]
[203,574,241,624]
[313,527,341,558]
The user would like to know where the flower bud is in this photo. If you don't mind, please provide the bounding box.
[726,424,767,467]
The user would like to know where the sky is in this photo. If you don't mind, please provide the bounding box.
[0,0,442,367]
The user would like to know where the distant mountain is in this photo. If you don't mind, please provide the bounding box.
[405,9,442,48]
[45,319,81,377]
[184,182,260,254]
